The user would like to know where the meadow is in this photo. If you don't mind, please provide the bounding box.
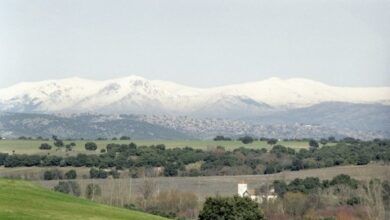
[0,139,311,155]
[0,178,167,220]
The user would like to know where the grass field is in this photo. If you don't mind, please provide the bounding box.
[0,178,167,220]
[0,139,311,155]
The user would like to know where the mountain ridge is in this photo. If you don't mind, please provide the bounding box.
[0,76,389,117]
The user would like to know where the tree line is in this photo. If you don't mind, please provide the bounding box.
[0,139,389,177]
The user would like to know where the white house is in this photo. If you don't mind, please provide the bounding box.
[237,182,277,203]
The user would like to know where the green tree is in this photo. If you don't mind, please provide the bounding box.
[239,136,254,144]
[39,143,52,150]
[65,169,77,179]
[54,181,81,197]
[309,139,319,149]
[119,136,131,140]
[84,142,97,151]
[198,196,265,220]
[267,138,278,146]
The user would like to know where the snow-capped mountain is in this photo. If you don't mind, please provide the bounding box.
[0,76,389,117]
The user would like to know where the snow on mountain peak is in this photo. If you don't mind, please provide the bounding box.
[0,76,389,115]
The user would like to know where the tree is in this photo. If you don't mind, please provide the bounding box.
[54,181,81,197]
[164,163,178,176]
[52,135,64,148]
[239,136,254,144]
[138,178,157,209]
[283,192,309,218]
[119,136,131,140]
[199,196,265,220]
[54,140,64,148]
[330,174,358,189]
[213,136,232,141]
[85,142,97,151]
[85,183,101,200]
[267,138,278,146]
[39,143,52,150]
[89,168,108,179]
[309,139,319,149]
[65,169,77,179]
[43,169,63,180]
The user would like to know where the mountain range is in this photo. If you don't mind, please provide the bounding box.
[0,76,389,139]
[0,76,389,118]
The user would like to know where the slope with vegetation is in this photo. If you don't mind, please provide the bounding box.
[0,178,167,220]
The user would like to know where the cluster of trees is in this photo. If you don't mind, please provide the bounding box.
[127,179,199,219]
[273,174,359,197]
[53,181,101,200]
[38,136,76,151]
[216,135,279,145]
[2,139,390,178]
[197,174,389,220]
[263,175,390,220]
[43,169,77,180]
[213,135,232,141]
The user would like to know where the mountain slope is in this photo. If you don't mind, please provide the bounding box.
[0,112,192,139]
[247,102,390,137]
[0,76,388,117]
[0,179,167,220]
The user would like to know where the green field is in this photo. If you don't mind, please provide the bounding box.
[0,178,167,220]
[0,139,311,155]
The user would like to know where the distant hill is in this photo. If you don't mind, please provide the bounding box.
[247,102,390,135]
[0,112,191,139]
[1,106,388,140]
[0,179,167,220]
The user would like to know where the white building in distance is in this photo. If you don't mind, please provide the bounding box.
[237,182,277,203]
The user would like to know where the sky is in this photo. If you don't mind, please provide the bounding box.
[0,0,389,88]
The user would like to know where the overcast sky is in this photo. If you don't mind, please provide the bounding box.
[0,0,389,88]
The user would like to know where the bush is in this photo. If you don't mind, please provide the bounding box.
[43,169,63,180]
[85,142,97,151]
[199,195,264,220]
[65,169,77,179]
[39,143,52,150]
